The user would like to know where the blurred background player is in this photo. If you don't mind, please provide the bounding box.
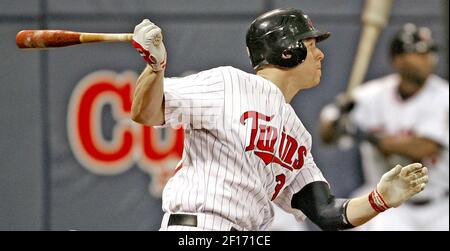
[319,23,449,231]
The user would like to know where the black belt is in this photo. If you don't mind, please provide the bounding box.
[407,190,449,207]
[168,214,239,231]
[407,199,432,206]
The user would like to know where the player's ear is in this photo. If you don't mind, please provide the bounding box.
[391,55,402,69]
[281,50,293,59]
[429,53,439,67]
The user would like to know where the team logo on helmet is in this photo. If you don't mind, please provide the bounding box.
[306,15,315,29]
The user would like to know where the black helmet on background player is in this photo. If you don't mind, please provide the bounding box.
[246,8,330,70]
[390,23,438,58]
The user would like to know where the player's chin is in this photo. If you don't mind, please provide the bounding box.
[311,74,321,87]
[314,69,322,80]
[311,81,320,88]
[304,79,320,89]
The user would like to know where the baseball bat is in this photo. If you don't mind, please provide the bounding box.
[346,0,393,96]
[16,30,133,49]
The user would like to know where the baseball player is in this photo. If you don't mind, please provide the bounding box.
[320,23,449,231]
[131,8,429,231]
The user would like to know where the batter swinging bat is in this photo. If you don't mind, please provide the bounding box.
[346,0,393,96]
[16,30,134,49]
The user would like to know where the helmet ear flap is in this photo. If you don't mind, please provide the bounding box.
[280,40,307,67]
[295,40,308,64]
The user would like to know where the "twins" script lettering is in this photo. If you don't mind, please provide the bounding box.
[240,111,307,172]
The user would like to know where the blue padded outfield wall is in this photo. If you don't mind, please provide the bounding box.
[0,0,448,230]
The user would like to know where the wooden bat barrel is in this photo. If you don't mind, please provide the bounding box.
[16,30,134,49]
[16,30,82,48]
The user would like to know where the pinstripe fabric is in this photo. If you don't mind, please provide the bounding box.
[159,66,327,230]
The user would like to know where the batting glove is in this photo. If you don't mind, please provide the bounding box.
[373,163,428,210]
[132,19,167,71]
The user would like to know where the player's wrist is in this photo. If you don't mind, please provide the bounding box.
[368,188,391,213]
[132,40,154,63]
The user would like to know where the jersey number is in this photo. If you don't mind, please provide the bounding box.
[271,174,286,201]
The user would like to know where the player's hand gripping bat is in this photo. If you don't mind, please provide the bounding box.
[16,30,134,49]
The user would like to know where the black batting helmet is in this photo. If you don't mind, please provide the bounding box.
[246,8,330,70]
[390,23,438,58]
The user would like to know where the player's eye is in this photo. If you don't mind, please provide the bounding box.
[304,39,316,48]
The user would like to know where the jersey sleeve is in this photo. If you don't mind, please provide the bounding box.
[272,152,329,222]
[159,69,225,129]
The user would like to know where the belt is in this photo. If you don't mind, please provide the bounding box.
[407,199,432,206]
[407,190,449,207]
[168,214,239,231]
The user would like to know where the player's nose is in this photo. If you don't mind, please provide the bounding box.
[316,48,324,61]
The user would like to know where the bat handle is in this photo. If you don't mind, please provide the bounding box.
[80,33,133,43]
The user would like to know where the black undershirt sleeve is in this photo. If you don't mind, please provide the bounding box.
[291,181,355,231]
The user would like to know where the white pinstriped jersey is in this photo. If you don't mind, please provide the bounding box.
[159,66,327,230]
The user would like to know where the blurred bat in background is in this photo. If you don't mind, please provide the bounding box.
[329,0,393,150]
[346,0,393,96]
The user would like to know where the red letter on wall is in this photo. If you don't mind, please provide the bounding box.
[67,71,137,174]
